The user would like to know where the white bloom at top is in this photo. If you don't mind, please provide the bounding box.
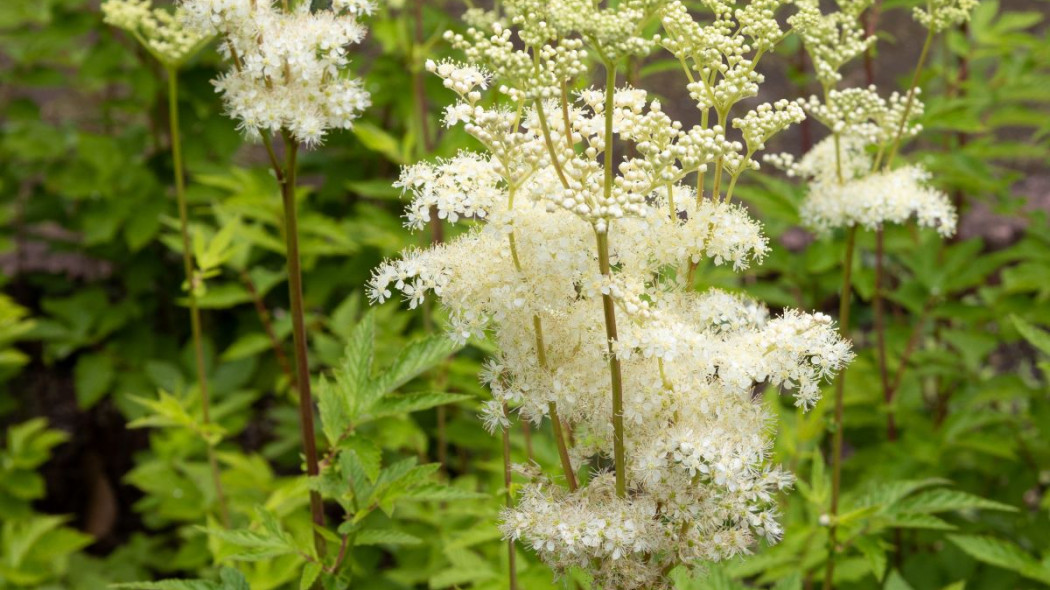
[801,164,958,237]
[103,0,209,66]
[180,0,372,146]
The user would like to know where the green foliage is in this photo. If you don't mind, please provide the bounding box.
[0,0,1047,588]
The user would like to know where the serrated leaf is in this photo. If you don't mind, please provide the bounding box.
[370,392,470,420]
[882,513,955,530]
[948,535,1050,584]
[353,529,422,546]
[340,437,381,482]
[401,482,489,502]
[854,536,887,582]
[893,489,1017,514]
[204,509,298,561]
[372,335,457,394]
[1011,315,1050,356]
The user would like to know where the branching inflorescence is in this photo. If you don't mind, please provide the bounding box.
[370,0,857,587]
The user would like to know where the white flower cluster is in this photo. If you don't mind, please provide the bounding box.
[102,0,208,66]
[914,0,980,31]
[798,151,958,236]
[781,0,965,240]
[370,2,853,587]
[179,0,372,146]
[789,0,874,85]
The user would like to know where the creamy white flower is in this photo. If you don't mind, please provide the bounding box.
[180,0,371,146]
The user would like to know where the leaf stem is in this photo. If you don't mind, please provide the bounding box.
[167,66,230,528]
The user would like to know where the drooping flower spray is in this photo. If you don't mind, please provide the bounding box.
[768,0,975,583]
[180,0,373,551]
[371,1,855,587]
[101,0,227,526]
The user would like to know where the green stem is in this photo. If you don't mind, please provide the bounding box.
[167,66,230,528]
[884,28,935,169]
[278,133,326,556]
[823,225,858,590]
[501,403,519,590]
[534,98,570,189]
[600,59,627,499]
[507,211,577,491]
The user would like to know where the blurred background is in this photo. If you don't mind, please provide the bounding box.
[1,1,1048,588]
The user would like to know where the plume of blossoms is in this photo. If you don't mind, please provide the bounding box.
[766,0,971,238]
[102,0,210,66]
[369,1,853,587]
[178,0,373,146]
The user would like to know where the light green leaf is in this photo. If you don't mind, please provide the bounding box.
[855,536,887,582]
[74,352,114,409]
[353,529,422,546]
[1011,315,1050,356]
[353,122,407,165]
[370,392,470,420]
[372,335,457,394]
[300,562,322,590]
[884,569,915,590]
[948,535,1050,584]
[893,489,1017,514]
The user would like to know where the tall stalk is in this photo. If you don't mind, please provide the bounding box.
[599,59,627,499]
[823,225,857,590]
[166,66,230,528]
[271,131,326,555]
[884,28,935,169]
[878,26,936,441]
[507,190,578,491]
[501,403,519,590]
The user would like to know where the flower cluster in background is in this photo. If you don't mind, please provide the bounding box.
[179,0,374,146]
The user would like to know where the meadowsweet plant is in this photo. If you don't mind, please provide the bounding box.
[179,0,374,549]
[767,0,975,585]
[370,1,856,587]
[102,0,229,525]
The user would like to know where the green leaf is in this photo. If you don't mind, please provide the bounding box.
[354,122,407,165]
[112,581,220,590]
[370,392,470,420]
[892,489,1017,514]
[854,536,887,582]
[1010,315,1050,356]
[882,513,955,530]
[401,482,488,502]
[74,352,114,409]
[948,535,1050,584]
[340,437,381,482]
[372,335,457,394]
[884,569,915,590]
[353,529,422,546]
[300,562,322,590]
[204,509,299,561]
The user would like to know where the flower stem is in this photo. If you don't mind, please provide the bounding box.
[884,28,935,169]
[277,132,326,556]
[823,225,857,590]
[501,402,519,590]
[507,214,577,491]
[874,229,893,440]
[167,66,230,528]
[600,59,627,499]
